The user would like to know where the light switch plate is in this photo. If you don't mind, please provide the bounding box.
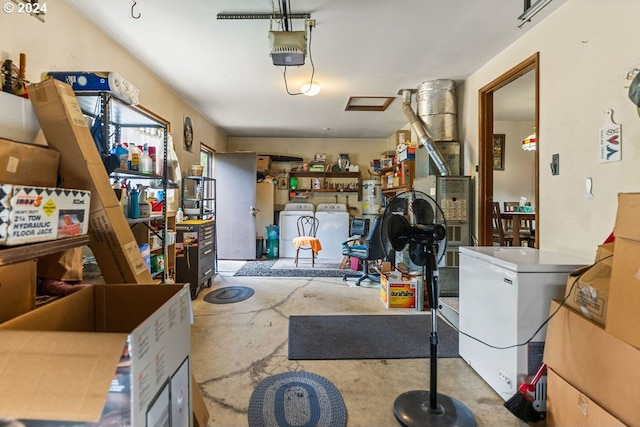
[551,154,560,175]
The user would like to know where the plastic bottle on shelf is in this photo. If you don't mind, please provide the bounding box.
[128,144,140,171]
[140,144,153,174]
[138,186,152,217]
[148,145,156,175]
[129,187,140,219]
[176,207,184,223]
[114,143,129,170]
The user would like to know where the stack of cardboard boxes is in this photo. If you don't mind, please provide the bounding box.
[0,140,61,322]
[544,193,640,426]
[0,80,210,425]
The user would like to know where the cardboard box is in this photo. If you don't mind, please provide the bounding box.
[0,184,90,246]
[608,193,640,348]
[89,205,154,283]
[546,368,625,427]
[544,300,640,426]
[0,139,60,187]
[29,78,152,283]
[37,246,83,281]
[0,91,41,143]
[0,284,192,425]
[381,271,417,308]
[192,376,210,427]
[396,144,417,162]
[0,259,36,323]
[257,155,271,171]
[395,130,411,146]
[564,263,610,326]
[29,79,120,214]
[596,241,614,262]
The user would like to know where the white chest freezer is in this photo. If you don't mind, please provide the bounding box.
[458,246,589,401]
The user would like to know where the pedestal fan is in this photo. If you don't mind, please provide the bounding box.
[381,190,476,427]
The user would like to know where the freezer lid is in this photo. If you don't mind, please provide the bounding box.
[459,246,590,273]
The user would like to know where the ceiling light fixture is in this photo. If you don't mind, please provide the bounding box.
[301,81,320,96]
[517,0,553,27]
[522,128,537,151]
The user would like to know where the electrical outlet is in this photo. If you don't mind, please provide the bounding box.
[307,19,316,28]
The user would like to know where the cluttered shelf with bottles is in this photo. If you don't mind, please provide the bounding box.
[377,159,415,197]
[288,171,362,200]
[75,91,175,282]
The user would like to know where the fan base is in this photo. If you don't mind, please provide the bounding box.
[394,391,476,427]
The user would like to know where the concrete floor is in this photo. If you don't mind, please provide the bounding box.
[190,261,524,427]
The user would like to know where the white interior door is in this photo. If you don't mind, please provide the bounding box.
[215,152,257,260]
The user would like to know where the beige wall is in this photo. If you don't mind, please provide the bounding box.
[229,136,389,209]
[0,2,227,169]
[493,121,536,207]
[461,0,640,259]
[5,0,634,260]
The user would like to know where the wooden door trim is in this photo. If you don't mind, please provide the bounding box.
[478,52,540,246]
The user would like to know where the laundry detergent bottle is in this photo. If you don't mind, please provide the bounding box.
[129,187,140,219]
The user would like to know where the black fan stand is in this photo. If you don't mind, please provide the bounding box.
[393,241,476,427]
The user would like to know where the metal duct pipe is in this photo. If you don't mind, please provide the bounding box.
[400,89,451,176]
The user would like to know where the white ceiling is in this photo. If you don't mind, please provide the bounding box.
[64,0,562,139]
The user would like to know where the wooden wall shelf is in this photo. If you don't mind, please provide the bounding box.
[0,235,90,267]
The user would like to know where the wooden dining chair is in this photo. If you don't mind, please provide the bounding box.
[492,202,513,246]
[292,215,322,267]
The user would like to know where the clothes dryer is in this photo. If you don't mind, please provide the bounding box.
[278,203,315,258]
[315,203,350,261]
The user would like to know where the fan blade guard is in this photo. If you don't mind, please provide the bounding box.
[388,214,411,251]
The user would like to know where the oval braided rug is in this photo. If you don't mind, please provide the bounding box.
[203,286,254,304]
[248,371,347,427]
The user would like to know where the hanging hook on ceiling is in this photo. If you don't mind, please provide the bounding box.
[131,1,141,19]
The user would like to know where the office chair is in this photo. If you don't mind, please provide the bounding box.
[342,215,385,285]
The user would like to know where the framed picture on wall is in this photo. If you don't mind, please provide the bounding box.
[183,115,193,152]
[493,134,505,171]
[277,176,288,190]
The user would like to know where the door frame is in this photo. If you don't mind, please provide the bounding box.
[477,52,540,247]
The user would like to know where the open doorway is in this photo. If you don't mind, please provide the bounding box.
[477,53,540,247]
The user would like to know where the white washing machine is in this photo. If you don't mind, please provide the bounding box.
[315,203,350,261]
[279,203,315,259]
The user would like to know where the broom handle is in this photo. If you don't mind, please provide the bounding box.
[530,363,547,386]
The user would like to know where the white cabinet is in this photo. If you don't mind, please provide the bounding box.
[256,181,275,239]
[458,246,589,401]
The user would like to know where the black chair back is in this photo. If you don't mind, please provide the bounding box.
[366,216,386,260]
[350,217,368,236]
[296,215,319,237]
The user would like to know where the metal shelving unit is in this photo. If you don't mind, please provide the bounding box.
[76,92,174,282]
[181,176,217,276]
